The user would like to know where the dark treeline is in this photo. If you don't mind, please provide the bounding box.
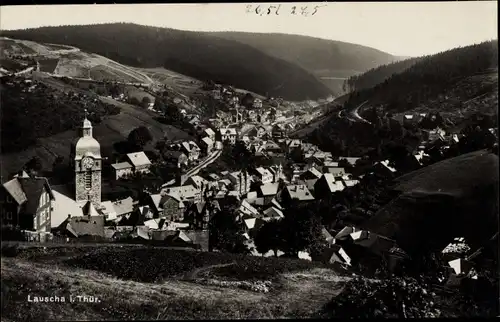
[343,57,422,92]
[1,23,332,101]
[0,77,120,153]
[341,40,498,112]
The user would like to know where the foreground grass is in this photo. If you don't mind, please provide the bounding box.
[1,245,347,321]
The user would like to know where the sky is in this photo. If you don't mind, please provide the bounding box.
[1,2,497,57]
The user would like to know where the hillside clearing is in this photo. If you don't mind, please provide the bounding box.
[1,245,348,321]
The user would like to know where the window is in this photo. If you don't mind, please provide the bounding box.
[6,212,12,220]
[6,195,12,203]
[85,171,92,189]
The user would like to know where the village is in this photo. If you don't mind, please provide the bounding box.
[2,72,496,291]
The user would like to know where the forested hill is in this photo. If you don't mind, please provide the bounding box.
[211,31,397,94]
[1,23,332,101]
[341,40,498,112]
[343,57,423,92]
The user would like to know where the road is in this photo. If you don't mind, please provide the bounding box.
[163,149,223,187]
[346,100,371,124]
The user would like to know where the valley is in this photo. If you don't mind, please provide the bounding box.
[1,6,498,320]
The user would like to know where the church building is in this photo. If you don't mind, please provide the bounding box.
[70,110,102,207]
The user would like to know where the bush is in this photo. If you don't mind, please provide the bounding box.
[1,243,20,258]
[322,276,441,318]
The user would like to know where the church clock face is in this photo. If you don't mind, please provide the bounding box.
[82,157,94,169]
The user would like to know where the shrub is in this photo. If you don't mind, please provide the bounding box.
[322,276,441,318]
[1,243,20,257]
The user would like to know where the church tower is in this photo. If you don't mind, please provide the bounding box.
[71,110,102,206]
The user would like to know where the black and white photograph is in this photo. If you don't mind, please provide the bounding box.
[0,1,498,320]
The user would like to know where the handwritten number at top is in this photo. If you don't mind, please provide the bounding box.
[246,4,325,16]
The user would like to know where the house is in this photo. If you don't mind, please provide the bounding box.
[268,164,284,183]
[314,173,345,199]
[181,141,201,162]
[253,98,263,108]
[101,197,134,222]
[317,245,352,266]
[243,217,265,237]
[286,163,309,183]
[157,193,186,222]
[126,152,152,174]
[284,139,302,153]
[324,167,345,177]
[163,151,189,168]
[226,171,252,196]
[50,189,84,228]
[184,175,209,191]
[335,226,359,241]
[161,185,201,203]
[111,162,134,180]
[374,160,397,175]
[300,167,322,181]
[238,199,261,219]
[272,124,286,139]
[203,128,216,141]
[258,182,280,204]
[247,126,267,139]
[1,176,55,242]
[219,128,238,144]
[200,137,214,155]
[262,206,284,221]
[53,201,105,239]
[262,141,283,155]
[281,185,315,204]
[253,167,274,184]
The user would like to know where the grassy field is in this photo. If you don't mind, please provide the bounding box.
[1,244,348,321]
[0,80,192,176]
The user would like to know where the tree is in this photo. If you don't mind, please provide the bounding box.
[24,156,42,175]
[127,126,153,150]
[254,219,284,257]
[141,96,151,109]
[209,207,248,253]
[279,202,325,258]
[241,92,255,108]
[129,97,140,106]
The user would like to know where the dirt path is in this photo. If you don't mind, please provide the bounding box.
[182,261,236,280]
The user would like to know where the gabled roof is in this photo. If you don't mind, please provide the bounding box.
[100,201,118,221]
[335,226,356,240]
[150,194,163,211]
[17,177,55,214]
[239,199,260,217]
[111,197,134,216]
[81,201,101,216]
[285,185,315,201]
[323,161,339,168]
[51,189,84,228]
[111,162,133,170]
[448,258,474,275]
[66,215,105,237]
[161,185,199,200]
[380,160,396,172]
[263,206,284,219]
[259,183,279,196]
[201,137,214,146]
[187,175,208,189]
[319,173,345,193]
[204,128,216,137]
[3,178,27,205]
[220,128,237,135]
[126,152,152,168]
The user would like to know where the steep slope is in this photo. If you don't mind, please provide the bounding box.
[1,24,332,101]
[210,31,397,94]
[363,150,499,255]
[298,41,498,155]
[343,57,423,92]
[341,40,498,112]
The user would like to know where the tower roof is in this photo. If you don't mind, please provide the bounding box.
[83,108,92,128]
